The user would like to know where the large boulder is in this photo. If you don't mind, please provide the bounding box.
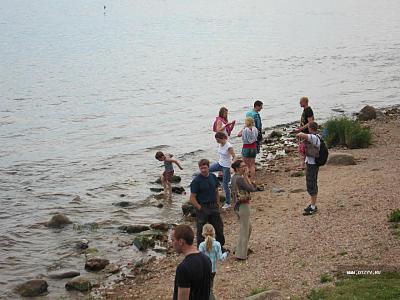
[15,279,48,297]
[182,202,196,217]
[65,276,92,292]
[327,153,356,166]
[49,270,80,279]
[46,213,72,228]
[119,225,150,234]
[358,105,377,121]
[85,258,110,271]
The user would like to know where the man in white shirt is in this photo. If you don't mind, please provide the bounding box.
[296,122,320,215]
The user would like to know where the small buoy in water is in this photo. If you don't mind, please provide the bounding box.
[76,239,89,250]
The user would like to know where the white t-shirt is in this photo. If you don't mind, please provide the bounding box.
[218,141,233,167]
[305,134,321,165]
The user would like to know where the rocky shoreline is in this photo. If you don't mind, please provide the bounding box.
[95,104,400,299]
[12,105,400,299]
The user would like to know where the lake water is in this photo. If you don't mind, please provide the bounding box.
[1,0,400,298]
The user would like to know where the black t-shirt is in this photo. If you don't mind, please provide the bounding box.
[173,252,212,300]
[301,107,314,133]
[190,173,220,204]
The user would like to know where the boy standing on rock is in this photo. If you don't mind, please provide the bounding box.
[296,121,320,216]
[155,151,183,199]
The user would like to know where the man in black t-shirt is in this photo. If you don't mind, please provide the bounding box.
[298,96,314,133]
[295,97,315,169]
[189,159,225,247]
[172,225,212,300]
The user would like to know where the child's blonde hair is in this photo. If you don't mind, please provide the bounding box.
[245,117,255,128]
[202,224,215,252]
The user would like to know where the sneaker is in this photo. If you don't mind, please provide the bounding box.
[222,203,231,209]
[303,205,317,216]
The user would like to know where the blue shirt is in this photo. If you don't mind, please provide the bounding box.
[246,110,262,131]
[199,239,227,273]
[190,173,220,204]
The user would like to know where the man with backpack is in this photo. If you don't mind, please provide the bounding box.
[296,121,328,216]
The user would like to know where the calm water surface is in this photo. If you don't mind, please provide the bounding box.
[1,0,400,298]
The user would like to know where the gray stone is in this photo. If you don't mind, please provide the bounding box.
[48,270,80,279]
[327,153,356,166]
[104,263,120,274]
[119,225,150,234]
[46,213,72,228]
[290,188,306,193]
[150,187,163,193]
[15,279,48,297]
[358,105,377,121]
[65,276,92,292]
[85,258,110,271]
[153,245,168,253]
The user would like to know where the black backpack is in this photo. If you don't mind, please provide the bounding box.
[315,135,329,166]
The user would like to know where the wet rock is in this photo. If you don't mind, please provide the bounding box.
[133,230,163,251]
[85,258,110,271]
[118,239,132,247]
[71,196,81,203]
[271,187,285,193]
[155,175,181,184]
[46,213,72,228]
[65,276,92,292]
[150,187,163,193]
[104,263,120,274]
[172,186,185,194]
[182,202,196,217]
[120,194,126,197]
[268,130,283,139]
[119,225,150,234]
[15,279,48,297]
[113,201,133,207]
[327,153,356,166]
[76,239,89,250]
[156,203,164,208]
[358,105,377,121]
[49,270,80,279]
[154,193,167,200]
[150,223,170,231]
[133,235,155,251]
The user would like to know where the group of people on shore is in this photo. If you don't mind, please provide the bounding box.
[156,97,322,300]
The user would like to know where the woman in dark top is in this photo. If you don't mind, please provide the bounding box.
[231,160,257,260]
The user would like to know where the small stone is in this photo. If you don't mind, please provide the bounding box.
[105,264,120,274]
[113,201,133,207]
[150,223,169,231]
[290,171,305,177]
[153,245,167,253]
[358,105,377,121]
[172,186,185,194]
[182,202,196,217]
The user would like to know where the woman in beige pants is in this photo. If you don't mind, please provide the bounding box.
[231,160,257,260]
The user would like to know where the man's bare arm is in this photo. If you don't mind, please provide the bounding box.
[177,287,190,300]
